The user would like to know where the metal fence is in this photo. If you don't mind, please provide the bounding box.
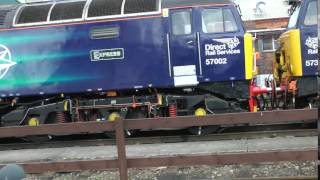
[0,109,318,180]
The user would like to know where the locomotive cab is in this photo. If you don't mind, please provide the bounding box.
[273,0,318,107]
[164,3,253,88]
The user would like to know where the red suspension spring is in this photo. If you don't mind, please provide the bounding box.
[169,103,177,117]
[56,111,67,123]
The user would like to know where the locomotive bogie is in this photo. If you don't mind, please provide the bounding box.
[1,100,70,126]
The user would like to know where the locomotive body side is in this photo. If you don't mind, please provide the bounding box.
[0,2,251,98]
[0,15,171,97]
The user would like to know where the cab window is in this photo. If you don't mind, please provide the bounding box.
[303,1,317,26]
[287,5,300,28]
[171,11,192,35]
[202,8,238,33]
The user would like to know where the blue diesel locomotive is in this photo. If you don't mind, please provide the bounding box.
[271,0,318,109]
[0,0,255,133]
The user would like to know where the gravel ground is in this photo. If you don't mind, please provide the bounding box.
[26,161,317,180]
[0,136,316,164]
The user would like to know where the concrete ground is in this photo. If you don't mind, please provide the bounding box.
[0,136,316,164]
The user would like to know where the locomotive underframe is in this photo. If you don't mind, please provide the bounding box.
[0,81,249,127]
[249,75,318,112]
[288,76,318,108]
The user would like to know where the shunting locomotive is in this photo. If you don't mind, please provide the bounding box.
[0,0,255,134]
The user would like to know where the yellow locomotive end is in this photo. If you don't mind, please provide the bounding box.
[274,29,303,82]
[244,33,254,80]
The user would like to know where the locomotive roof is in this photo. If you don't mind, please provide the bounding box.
[16,0,234,9]
[162,0,233,8]
[0,0,235,28]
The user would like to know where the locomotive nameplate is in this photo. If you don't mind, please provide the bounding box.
[90,48,124,61]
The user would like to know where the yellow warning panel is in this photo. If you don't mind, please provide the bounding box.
[244,33,253,80]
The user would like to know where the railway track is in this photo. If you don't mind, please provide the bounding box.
[232,177,317,180]
[0,128,316,151]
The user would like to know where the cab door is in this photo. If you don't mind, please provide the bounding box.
[169,8,199,87]
[195,6,246,82]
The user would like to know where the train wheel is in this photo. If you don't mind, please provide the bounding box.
[23,116,52,143]
[187,125,220,135]
[27,117,40,126]
[104,110,142,138]
[79,110,98,122]
[24,135,52,143]
[103,112,122,138]
[25,112,70,142]
[124,109,147,135]
[187,108,220,135]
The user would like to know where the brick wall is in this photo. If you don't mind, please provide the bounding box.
[257,52,274,74]
[244,18,289,75]
[244,17,289,30]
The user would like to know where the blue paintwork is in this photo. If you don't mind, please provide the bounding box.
[300,27,318,76]
[295,0,318,76]
[0,4,247,97]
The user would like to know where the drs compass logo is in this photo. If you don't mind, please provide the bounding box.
[0,44,16,79]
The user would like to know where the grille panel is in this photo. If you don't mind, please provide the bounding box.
[91,26,120,39]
